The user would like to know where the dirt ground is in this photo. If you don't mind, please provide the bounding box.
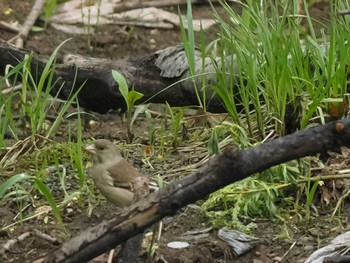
[1,1,350,263]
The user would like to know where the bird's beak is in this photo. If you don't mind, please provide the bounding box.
[85,144,96,154]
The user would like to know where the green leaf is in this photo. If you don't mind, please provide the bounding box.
[35,178,64,226]
[208,129,219,156]
[127,90,144,107]
[37,38,71,95]
[130,104,148,129]
[156,175,164,188]
[306,180,319,206]
[0,173,31,199]
[112,70,130,110]
[31,26,45,32]
[1,189,29,202]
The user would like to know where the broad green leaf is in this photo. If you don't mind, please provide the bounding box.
[127,90,144,107]
[112,70,129,110]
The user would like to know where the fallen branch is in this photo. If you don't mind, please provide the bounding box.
[8,0,46,47]
[35,119,350,263]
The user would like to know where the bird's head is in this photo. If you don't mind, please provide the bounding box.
[85,139,121,164]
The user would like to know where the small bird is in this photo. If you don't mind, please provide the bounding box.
[85,139,149,206]
[85,139,150,263]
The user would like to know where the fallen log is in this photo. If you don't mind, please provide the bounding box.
[34,118,350,263]
[0,39,224,113]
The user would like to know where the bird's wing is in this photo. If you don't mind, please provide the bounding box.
[107,159,141,188]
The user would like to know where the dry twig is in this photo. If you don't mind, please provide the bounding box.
[8,0,46,47]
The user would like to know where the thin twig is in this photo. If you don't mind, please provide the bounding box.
[1,84,22,95]
[274,241,297,262]
[33,229,59,245]
[0,232,31,258]
[0,230,59,259]
[332,187,350,217]
[0,21,20,33]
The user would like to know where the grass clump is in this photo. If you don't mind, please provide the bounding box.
[194,0,350,229]
[209,0,350,137]
[0,40,88,230]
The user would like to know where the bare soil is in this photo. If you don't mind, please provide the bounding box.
[1,1,350,263]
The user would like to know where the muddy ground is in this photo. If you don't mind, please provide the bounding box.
[1,1,350,263]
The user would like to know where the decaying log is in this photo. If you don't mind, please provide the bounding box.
[35,118,350,263]
[0,39,224,113]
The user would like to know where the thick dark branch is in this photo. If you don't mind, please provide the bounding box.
[36,119,350,263]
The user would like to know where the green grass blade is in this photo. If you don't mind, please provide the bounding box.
[0,173,31,199]
[34,178,64,227]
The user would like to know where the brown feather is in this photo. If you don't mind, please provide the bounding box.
[107,159,141,187]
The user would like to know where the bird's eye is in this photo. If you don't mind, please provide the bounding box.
[95,144,105,150]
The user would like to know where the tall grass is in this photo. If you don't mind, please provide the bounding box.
[209,0,350,138]
[200,0,350,228]
[0,40,87,229]
[2,39,83,140]
[179,1,209,111]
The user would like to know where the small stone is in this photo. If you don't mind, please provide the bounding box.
[167,241,190,249]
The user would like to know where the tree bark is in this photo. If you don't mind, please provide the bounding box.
[34,118,350,263]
